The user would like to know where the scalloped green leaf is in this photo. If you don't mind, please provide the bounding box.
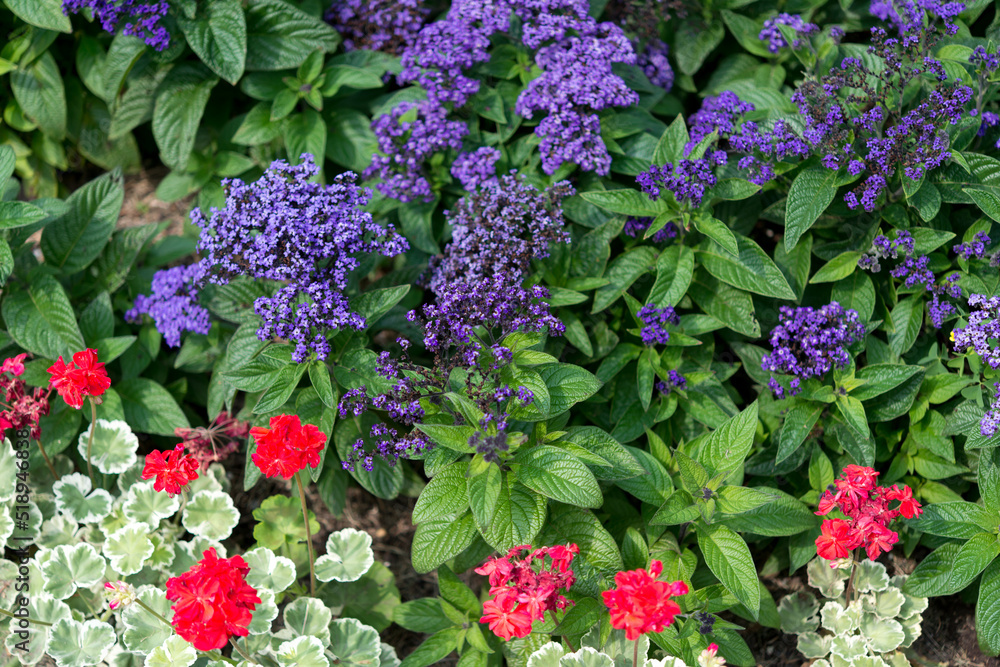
[315,528,374,583]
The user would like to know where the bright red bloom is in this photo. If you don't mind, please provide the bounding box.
[835,464,879,505]
[165,548,261,651]
[886,484,922,519]
[602,560,687,640]
[0,356,49,440]
[862,523,899,561]
[480,590,533,640]
[142,445,200,496]
[815,519,856,560]
[47,349,111,409]
[476,543,577,639]
[1,354,26,377]
[250,414,326,479]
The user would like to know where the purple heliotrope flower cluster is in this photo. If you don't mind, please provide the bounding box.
[623,216,678,243]
[758,13,819,53]
[450,147,502,191]
[190,155,408,363]
[859,230,964,328]
[325,0,429,53]
[429,175,573,297]
[870,0,963,35]
[63,0,169,50]
[637,39,674,91]
[953,294,1000,369]
[126,264,210,348]
[656,370,687,395]
[954,232,992,260]
[981,383,1000,438]
[761,302,865,399]
[366,0,637,200]
[638,304,680,346]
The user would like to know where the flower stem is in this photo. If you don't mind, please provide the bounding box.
[0,606,52,626]
[36,436,59,481]
[845,550,858,606]
[230,638,258,665]
[136,598,173,628]
[295,470,317,597]
[633,638,639,667]
[86,398,97,486]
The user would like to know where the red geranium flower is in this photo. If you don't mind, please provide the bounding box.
[601,560,688,640]
[1,354,26,377]
[480,590,533,640]
[815,519,857,560]
[886,484,923,519]
[142,445,200,496]
[165,548,261,651]
[250,414,327,479]
[47,349,111,409]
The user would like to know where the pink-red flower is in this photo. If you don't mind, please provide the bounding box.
[0,354,48,439]
[601,560,689,640]
[47,349,111,409]
[814,466,920,562]
[176,411,249,468]
[165,548,261,651]
[1,354,26,377]
[142,445,200,496]
[476,543,577,639]
[250,414,326,479]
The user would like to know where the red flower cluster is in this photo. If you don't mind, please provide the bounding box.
[815,465,922,561]
[477,543,578,640]
[47,349,111,409]
[176,411,249,468]
[0,354,49,440]
[165,548,261,651]
[142,445,200,496]
[602,560,689,640]
[250,414,326,479]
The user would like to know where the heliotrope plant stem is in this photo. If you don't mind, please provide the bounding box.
[86,398,98,485]
[295,470,317,597]
[137,597,239,666]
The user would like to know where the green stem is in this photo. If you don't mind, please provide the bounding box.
[36,437,59,481]
[86,398,97,486]
[136,598,173,628]
[0,606,52,627]
[845,550,858,607]
[173,489,188,526]
[633,638,639,667]
[295,471,317,597]
[230,638,258,665]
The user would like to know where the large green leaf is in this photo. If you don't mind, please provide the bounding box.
[784,168,839,252]
[538,364,602,417]
[476,476,547,553]
[40,171,123,273]
[648,245,694,308]
[697,238,795,299]
[411,512,478,574]
[515,446,602,508]
[2,274,84,359]
[245,0,340,71]
[10,52,65,140]
[4,0,71,31]
[152,64,219,170]
[688,270,760,337]
[592,246,658,312]
[177,0,247,84]
[977,557,1000,654]
[699,401,759,474]
[699,524,760,620]
[579,189,667,217]
[116,378,191,435]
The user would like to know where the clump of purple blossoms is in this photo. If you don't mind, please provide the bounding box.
[325,0,429,53]
[981,383,1000,438]
[637,153,727,208]
[758,13,819,53]
[636,39,674,91]
[62,0,169,50]
[428,175,573,297]
[954,232,991,260]
[686,92,755,152]
[870,0,963,36]
[761,302,865,399]
[126,264,210,348]
[638,304,680,346]
[953,294,1000,369]
[191,155,408,363]
[450,147,502,191]
[656,370,687,395]
[623,216,678,243]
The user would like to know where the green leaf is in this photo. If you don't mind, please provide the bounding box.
[688,270,760,337]
[674,18,724,75]
[977,557,1000,654]
[413,462,469,524]
[123,480,179,528]
[53,472,112,524]
[411,513,478,574]
[116,378,190,435]
[315,528,374,583]
[719,490,818,536]
[253,362,308,413]
[810,252,864,284]
[2,274,85,359]
[41,543,106,599]
[283,597,333,645]
[253,494,320,551]
[10,52,65,140]
[592,246,657,312]
[182,490,239,540]
[277,636,329,667]
[40,171,124,273]
[538,504,623,595]
[776,403,823,463]
[697,236,795,299]
[244,547,298,593]
[330,618,382,667]
[146,636,197,667]
[699,524,760,620]
[692,215,738,256]
[562,426,644,481]
[176,0,247,84]
[46,619,116,667]
[653,115,689,165]
[476,475,547,553]
[0,201,48,230]
[851,364,923,401]
[700,401,759,474]
[516,446,603,508]
[579,189,666,217]
[889,296,922,357]
[104,524,154,575]
[616,446,674,505]
[785,168,839,252]
[538,364,602,417]
[832,272,876,322]
[351,285,411,326]
[245,0,340,71]
[834,395,873,466]
[122,589,173,652]
[947,533,1000,593]
[980,449,1000,515]
[648,245,694,308]
[3,0,71,32]
[916,502,997,539]
[287,109,328,171]
[153,64,219,170]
